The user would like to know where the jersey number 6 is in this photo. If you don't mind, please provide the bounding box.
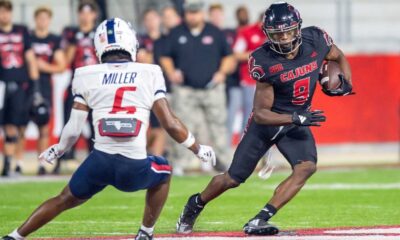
[109,86,137,114]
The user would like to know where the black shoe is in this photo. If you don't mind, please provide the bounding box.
[135,229,153,240]
[243,218,279,235]
[1,159,10,177]
[176,194,204,234]
[15,165,23,174]
[38,166,47,176]
[2,236,16,240]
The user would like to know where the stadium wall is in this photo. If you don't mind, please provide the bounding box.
[10,54,398,149]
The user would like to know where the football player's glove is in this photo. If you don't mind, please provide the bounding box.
[196,145,216,166]
[39,144,64,164]
[322,74,354,96]
[292,110,326,127]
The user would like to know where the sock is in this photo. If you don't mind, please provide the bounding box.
[9,229,25,240]
[189,193,205,209]
[140,224,154,236]
[4,155,11,165]
[255,203,277,221]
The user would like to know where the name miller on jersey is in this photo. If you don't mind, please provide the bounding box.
[101,71,137,85]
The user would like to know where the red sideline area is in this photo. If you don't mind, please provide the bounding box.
[33,225,400,239]
[2,54,400,150]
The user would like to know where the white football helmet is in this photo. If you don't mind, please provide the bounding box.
[94,18,138,62]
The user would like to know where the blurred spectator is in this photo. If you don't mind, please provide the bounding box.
[236,5,250,28]
[137,9,161,64]
[27,6,66,175]
[208,3,241,147]
[160,0,235,173]
[137,8,167,156]
[57,0,99,173]
[233,14,266,131]
[154,5,182,91]
[0,0,40,177]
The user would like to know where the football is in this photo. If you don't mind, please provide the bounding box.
[319,61,343,90]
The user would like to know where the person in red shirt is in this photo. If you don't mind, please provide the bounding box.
[232,15,266,132]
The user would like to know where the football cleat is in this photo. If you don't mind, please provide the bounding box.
[135,229,153,240]
[1,236,16,240]
[176,194,204,234]
[243,218,279,235]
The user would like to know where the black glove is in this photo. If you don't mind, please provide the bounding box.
[322,74,354,96]
[292,110,326,127]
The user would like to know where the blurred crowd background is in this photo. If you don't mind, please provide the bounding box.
[0,0,399,177]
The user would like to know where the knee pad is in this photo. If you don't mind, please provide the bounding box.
[5,135,18,144]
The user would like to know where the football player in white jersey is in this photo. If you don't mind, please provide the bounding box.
[2,18,216,240]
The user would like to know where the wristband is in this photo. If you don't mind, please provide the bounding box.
[180,131,195,148]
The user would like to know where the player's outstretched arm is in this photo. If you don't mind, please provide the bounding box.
[39,102,89,164]
[252,82,326,126]
[152,98,216,165]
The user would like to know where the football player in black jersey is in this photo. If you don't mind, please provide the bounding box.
[28,6,66,175]
[0,0,40,177]
[176,2,353,236]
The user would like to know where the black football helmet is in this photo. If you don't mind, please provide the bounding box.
[263,2,302,54]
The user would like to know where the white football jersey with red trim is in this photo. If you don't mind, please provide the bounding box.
[72,62,166,159]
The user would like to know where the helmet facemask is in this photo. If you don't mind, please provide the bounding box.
[264,22,302,55]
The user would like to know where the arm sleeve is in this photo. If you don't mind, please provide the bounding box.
[71,70,89,105]
[58,108,88,153]
[153,66,167,101]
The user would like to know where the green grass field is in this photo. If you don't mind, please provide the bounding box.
[0,167,399,238]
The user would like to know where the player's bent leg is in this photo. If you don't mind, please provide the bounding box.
[136,176,171,240]
[16,185,87,238]
[177,119,272,234]
[176,172,240,234]
[243,161,316,236]
[270,161,316,209]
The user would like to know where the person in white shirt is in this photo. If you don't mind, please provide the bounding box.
[2,18,216,240]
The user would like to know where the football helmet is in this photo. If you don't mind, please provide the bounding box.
[94,18,138,62]
[263,2,302,54]
[30,101,50,126]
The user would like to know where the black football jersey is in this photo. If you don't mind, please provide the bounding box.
[0,24,31,83]
[31,33,62,82]
[61,26,98,70]
[249,26,333,114]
